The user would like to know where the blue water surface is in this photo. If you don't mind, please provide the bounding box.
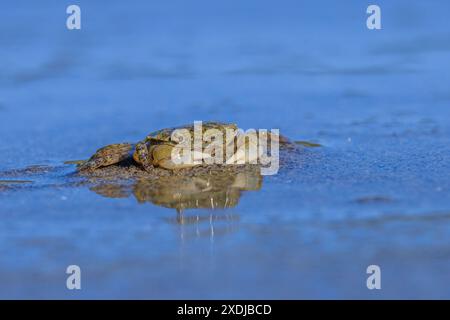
[0,0,450,298]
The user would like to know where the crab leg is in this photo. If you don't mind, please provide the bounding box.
[78,143,134,171]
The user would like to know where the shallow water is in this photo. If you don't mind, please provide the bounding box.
[1,0,450,298]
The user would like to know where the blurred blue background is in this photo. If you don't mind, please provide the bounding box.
[0,0,450,298]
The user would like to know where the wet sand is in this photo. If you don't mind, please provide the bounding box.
[1,1,450,299]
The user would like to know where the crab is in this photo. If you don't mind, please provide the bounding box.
[77,121,276,172]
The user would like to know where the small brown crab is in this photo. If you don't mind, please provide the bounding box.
[77,121,280,172]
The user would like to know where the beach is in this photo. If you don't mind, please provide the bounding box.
[1,0,450,298]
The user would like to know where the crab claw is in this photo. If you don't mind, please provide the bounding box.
[134,142,154,172]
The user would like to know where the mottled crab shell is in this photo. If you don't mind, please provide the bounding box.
[143,121,238,144]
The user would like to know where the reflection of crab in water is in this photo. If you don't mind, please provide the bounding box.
[89,166,262,238]
[90,165,262,213]
[76,121,291,172]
